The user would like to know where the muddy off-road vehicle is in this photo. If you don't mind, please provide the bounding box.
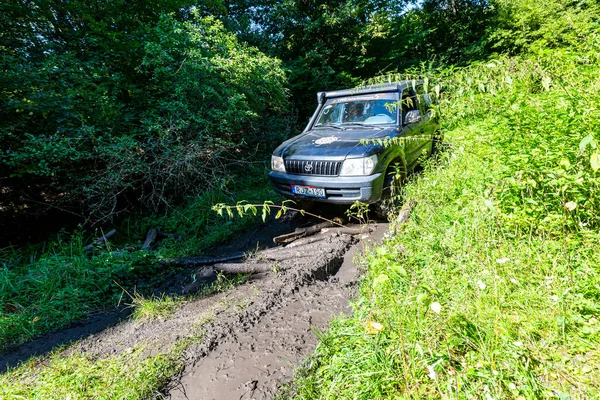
[269,81,441,213]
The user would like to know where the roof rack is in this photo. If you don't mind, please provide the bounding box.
[318,80,422,101]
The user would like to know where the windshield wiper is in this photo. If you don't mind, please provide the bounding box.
[341,122,384,130]
[313,125,344,130]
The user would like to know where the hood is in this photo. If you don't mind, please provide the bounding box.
[275,127,396,160]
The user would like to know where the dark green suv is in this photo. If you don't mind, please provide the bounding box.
[269,81,440,212]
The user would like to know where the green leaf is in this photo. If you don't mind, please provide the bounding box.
[579,135,595,152]
[542,76,552,91]
[591,153,600,171]
[372,274,389,290]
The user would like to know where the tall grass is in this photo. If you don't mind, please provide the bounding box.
[286,22,600,400]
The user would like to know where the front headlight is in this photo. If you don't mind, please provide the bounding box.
[339,155,378,176]
[271,155,286,172]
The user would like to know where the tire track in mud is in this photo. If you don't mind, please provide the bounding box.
[167,223,387,400]
[0,215,387,400]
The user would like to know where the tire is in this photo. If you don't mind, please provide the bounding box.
[430,129,444,157]
[373,160,406,219]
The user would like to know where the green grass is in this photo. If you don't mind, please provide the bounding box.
[0,348,181,399]
[0,166,278,351]
[284,26,600,400]
[131,293,185,321]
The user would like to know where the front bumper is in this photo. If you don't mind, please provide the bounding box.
[268,170,384,204]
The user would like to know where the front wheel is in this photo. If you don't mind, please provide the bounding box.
[373,162,406,219]
[430,129,444,156]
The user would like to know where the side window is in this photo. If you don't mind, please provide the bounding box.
[401,89,418,124]
[416,84,432,115]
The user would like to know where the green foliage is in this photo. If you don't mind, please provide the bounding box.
[0,169,277,351]
[131,293,184,321]
[0,348,181,399]
[286,3,600,399]
[0,3,289,222]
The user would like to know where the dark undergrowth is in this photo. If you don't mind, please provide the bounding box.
[0,165,277,352]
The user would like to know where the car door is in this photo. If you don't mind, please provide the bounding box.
[415,83,436,156]
[399,88,421,167]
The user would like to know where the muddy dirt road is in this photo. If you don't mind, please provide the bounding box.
[0,212,388,399]
[169,222,387,400]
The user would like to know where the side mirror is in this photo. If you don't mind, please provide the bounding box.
[404,110,421,125]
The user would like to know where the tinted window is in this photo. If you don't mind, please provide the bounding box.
[315,93,399,126]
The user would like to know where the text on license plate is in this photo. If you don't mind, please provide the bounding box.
[291,185,326,198]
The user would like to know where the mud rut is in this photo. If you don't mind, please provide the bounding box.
[0,214,388,400]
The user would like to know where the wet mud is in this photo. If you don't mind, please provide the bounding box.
[1,211,388,400]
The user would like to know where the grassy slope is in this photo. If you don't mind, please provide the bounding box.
[0,167,276,351]
[286,27,600,400]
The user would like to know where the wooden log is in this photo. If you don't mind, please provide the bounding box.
[321,227,373,236]
[254,248,317,261]
[141,228,158,250]
[273,221,336,244]
[83,229,116,251]
[213,263,273,274]
[157,252,245,266]
[284,234,334,248]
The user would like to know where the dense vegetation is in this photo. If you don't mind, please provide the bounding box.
[1,0,288,223]
[2,0,600,398]
[284,1,600,398]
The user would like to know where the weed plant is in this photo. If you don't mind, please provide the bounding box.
[286,18,600,400]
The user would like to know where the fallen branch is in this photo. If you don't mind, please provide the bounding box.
[255,247,321,261]
[141,228,158,250]
[321,226,373,236]
[284,234,334,248]
[157,252,245,266]
[213,263,273,274]
[83,229,116,251]
[273,221,335,244]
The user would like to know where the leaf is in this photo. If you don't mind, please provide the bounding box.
[372,274,389,290]
[565,201,577,211]
[483,199,497,215]
[591,153,600,171]
[390,264,406,276]
[542,76,552,91]
[261,206,268,222]
[430,302,442,314]
[416,292,431,306]
[365,320,384,334]
[579,135,596,152]
[275,209,283,219]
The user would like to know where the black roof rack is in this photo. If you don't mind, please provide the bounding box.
[318,80,423,101]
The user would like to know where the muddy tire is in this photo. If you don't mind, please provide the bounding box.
[431,129,444,157]
[373,162,406,220]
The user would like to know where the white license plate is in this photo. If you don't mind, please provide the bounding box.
[291,185,326,198]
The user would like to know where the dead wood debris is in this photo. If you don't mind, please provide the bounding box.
[141,228,159,250]
[83,229,117,251]
[212,263,273,274]
[393,199,416,230]
[157,252,245,266]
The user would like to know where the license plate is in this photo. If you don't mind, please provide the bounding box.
[291,185,326,198]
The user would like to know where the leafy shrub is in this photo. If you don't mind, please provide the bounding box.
[0,7,289,223]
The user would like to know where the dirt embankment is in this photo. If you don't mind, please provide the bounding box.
[1,212,387,399]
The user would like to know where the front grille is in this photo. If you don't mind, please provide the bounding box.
[284,159,342,176]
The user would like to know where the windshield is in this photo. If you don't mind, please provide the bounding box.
[314,93,398,127]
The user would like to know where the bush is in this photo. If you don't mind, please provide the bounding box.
[0,8,289,223]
